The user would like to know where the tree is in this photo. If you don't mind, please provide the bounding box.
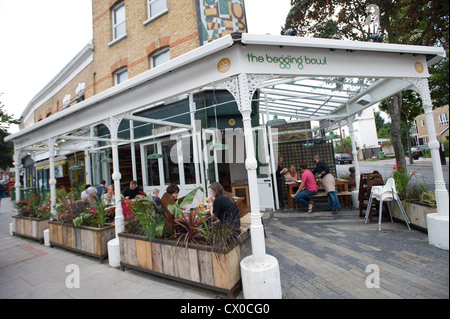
[0,93,21,169]
[283,0,448,173]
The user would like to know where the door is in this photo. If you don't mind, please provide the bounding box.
[253,126,275,211]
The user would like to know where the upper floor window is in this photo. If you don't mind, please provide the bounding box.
[112,3,126,40]
[144,0,168,25]
[438,113,448,126]
[114,68,128,85]
[151,48,170,68]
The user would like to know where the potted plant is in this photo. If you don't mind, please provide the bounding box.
[118,187,251,298]
[390,163,437,230]
[12,193,51,243]
[48,189,115,262]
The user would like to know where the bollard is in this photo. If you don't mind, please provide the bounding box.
[43,229,50,246]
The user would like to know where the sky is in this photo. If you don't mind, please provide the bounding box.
[0,0,291,133]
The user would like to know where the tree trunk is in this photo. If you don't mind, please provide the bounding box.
[388,92,407,171]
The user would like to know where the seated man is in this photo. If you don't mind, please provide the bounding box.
[291,163,318,213]
[122,180,144,200]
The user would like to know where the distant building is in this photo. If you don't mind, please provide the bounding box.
[411,104,449,145]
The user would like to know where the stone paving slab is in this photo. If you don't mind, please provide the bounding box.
[263,209,449,299]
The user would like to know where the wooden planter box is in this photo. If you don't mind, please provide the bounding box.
[118,230,251,298]
[48,220,115,262]
[12,215,49,244]
[392,201,437,231]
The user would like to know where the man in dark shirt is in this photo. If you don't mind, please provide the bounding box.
[123,180,143,200]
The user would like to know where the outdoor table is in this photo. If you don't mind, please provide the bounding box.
[286,179,349,209]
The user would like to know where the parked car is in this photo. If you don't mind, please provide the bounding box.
[410,145,429,159]
[335,153,352,165]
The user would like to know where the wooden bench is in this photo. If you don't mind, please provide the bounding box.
[286,180,351,209]
[311,191,353,205]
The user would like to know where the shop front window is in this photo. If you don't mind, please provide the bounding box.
[146,144,160,186]
[162,140,180,185]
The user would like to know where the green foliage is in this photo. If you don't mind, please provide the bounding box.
[167,186,204,219]
[391,161,420,199]
[130,195,167,239]
[14,193,51,218]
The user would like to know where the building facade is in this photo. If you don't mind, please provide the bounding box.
[412,104,449,145]
[19,0,248,192]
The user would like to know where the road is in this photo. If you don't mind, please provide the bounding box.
[335,157,449,192]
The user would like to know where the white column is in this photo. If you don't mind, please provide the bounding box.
[104,116,125,235]
[48,139,57,219]
[84,150,92,185]
[13,149,22,203]
[104,115,125,267]
[220,74,281,299]
[408,78,449,250]
[347,115,361,209]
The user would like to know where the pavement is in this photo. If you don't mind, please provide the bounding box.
[1,196,448,299]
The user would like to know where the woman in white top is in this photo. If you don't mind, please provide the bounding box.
[102,185,115,206]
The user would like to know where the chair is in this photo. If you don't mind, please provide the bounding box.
[364,178,411,231]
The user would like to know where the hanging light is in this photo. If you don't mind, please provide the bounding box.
[303,141,314,147]
[69,151,84,170]
[209,138,228,151]
[101,147,113,162]
[323,132,341,140]
[148,149,164,159]
[267,115,286,126]
[148,124,164,159]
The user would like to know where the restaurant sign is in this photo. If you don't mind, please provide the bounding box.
[227,46,430,78]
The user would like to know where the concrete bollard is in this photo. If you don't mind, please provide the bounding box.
[108,237,121,267]
[240,255,282,299]
[43,229,50,246]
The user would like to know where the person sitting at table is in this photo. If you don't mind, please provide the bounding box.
[207,182,240,232]
[312,155,341,214]
[84,186,98,204]
[160,184,186,235]
[287,165,301,181]
[291,163,318,213]
[122,180,144,200]
[102,185,116,206]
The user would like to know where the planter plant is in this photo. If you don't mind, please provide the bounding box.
[119,187,251,297]
[48,189,115,262]
[390,165,437,230]
[12,193,51,243]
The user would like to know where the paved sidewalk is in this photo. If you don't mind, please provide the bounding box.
[0,198,218,299]
[1,197,448,299]
[264,205,449,299]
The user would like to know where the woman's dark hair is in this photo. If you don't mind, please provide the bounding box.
[209,182,234,203]
[166,183,180,194]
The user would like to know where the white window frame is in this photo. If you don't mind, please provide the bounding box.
[110,2,126,45]
[150,48,170,68]
[144,0,168,26]
[114,68,128,85]
[438,113,448,126]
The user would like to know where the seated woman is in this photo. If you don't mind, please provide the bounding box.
[102,185,116,206]
[287,165,301,181]
[160,184,185,236]
[206,182,240,232]
[84,186,98,205]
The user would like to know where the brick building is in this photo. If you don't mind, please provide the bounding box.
[412,104,449,145]
[19,0,247,189]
